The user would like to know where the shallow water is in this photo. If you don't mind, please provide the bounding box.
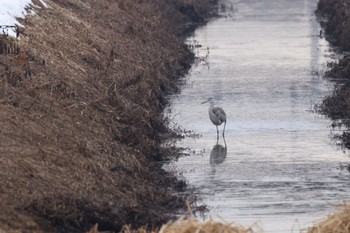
[165,0,350,232]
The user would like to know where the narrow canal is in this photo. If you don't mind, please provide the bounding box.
[165,0,350,232]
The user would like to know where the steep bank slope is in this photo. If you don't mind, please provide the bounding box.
[317,0,350,145]
[0,0,216,232]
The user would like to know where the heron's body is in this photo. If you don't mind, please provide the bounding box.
[202,97,227,137]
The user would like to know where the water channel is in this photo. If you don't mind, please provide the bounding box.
[165,0,350,232]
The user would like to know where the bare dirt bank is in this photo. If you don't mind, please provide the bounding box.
[317,0,350,147]
[0,0,217,232]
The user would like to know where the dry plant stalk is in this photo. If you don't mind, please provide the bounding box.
[158,219,256,233]
[308,204,350,233]
[118,218,259,233]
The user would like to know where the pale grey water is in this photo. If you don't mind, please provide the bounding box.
[165,0,350,232]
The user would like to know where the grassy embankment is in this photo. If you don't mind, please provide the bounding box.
[317,0,350,147]
[301,1,350,232]
[0,0,217,232]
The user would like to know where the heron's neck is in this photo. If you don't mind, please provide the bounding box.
[209,101,214,110]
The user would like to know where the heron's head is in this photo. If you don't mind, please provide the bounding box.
[201,97,213,104]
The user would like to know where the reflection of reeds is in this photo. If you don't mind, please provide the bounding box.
[308,204,350,233]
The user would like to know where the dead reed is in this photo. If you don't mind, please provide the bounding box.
[118,218,258,233]
[308,204,350,233]
[0,0,218,232]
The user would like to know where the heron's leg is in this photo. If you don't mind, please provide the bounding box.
[223,132,227,149]
[216,126,219,140]
[222,121,226,137]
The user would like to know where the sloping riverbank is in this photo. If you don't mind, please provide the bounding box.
[0,0,217,232]
[305,1,350,232]
[317,0,350,147]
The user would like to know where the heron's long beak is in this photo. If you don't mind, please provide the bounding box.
[201,100,209,104]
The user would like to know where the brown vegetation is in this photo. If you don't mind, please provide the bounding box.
[0,0,217,232]
[308,204,350,233]
[119,218,257,233]
[317,0,350,51]
[317,0,350,147]
[313,1,350,231]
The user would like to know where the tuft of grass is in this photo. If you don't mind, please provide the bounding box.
[118,218,259,233]
[308,204,350,233]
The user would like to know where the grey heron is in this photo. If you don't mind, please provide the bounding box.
[201,97,226,138]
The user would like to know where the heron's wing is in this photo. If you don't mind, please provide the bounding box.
[212,107,226,122]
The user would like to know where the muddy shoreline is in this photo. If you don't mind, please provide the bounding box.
[0,0,217,232]
[317,0,350,148]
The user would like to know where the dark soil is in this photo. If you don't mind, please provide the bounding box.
[0,0,218,232]
[316,0,350,148]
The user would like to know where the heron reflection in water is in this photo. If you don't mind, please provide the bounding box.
[210,136,227,166]
[201,97,226,139]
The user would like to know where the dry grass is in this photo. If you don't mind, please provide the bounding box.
[317,0,350,50]
[158,219,256,233]
[317,0,350,148]
[0,0,217,232]
[118,218,258,233]
[308,204,350,233]
[117,205,350,233]
[86,206,350,233]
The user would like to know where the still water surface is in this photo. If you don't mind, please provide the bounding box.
[165,0,350,232]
